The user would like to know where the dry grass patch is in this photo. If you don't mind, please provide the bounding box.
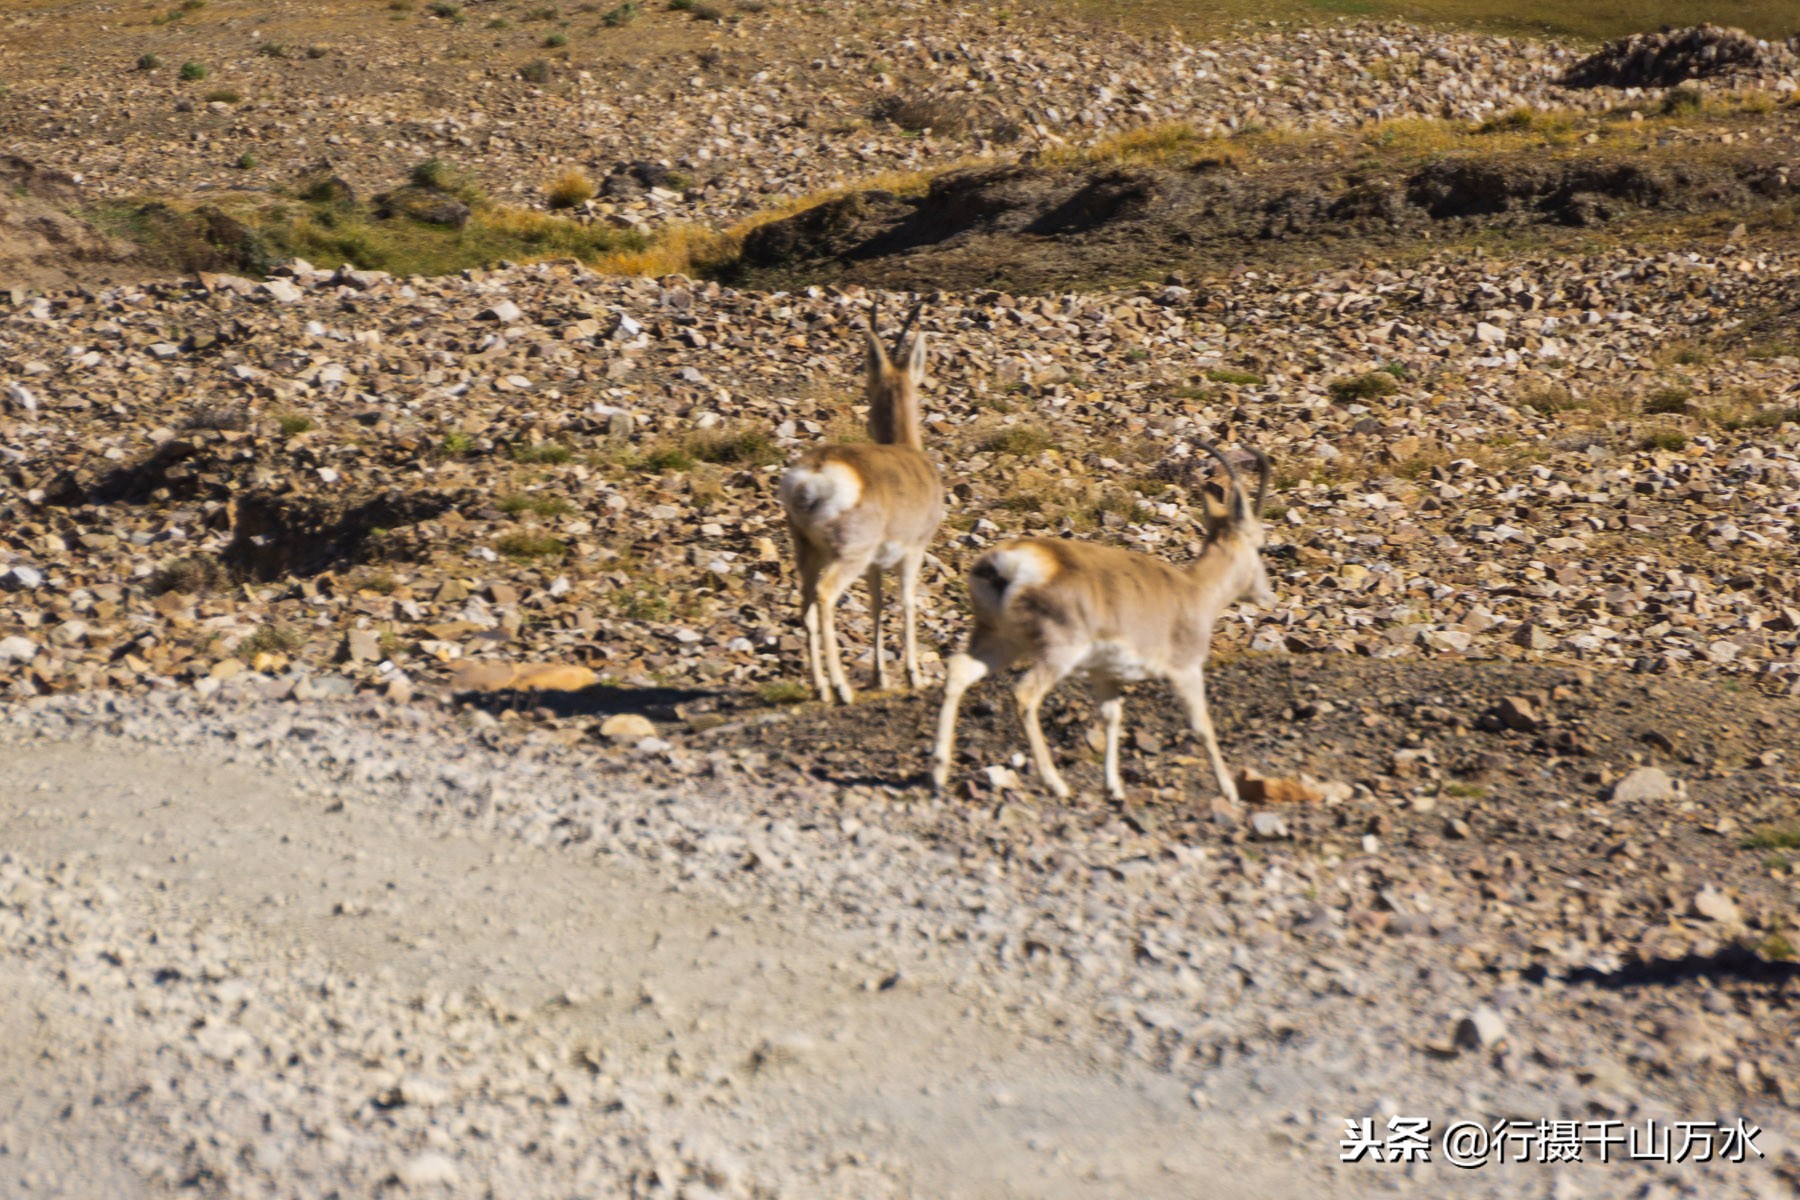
[545,167,595,209]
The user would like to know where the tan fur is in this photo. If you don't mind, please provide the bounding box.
[780,307,945,704]
[933,446,1275,803]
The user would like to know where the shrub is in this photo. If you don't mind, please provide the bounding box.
[497,492,572,517]
[602,1,639,23]
[137,52,162,70]
[1661,86,1703,116]
[179,60,208,80]
[441,431,476,455]
[636,445,695,473]
[1327,371,1400,401]
[256,42,287,57]
[1518,382,1583,413]
[757,680,809,705]
[980,424,1055,457]
[496,532,568,560]
[689,0,725,16]
[1638,429,1687,451]
[203,88,242,103]
[871,91,976,136]
[1205,367,1262,385]
[546,166,595,209]
[510,441,573,464]
[148,554,228,596]
[544,31,568,46]
[235,151,257,169]
[276,412,314,435]
[1642,385,1691,415]
[519,59,554,84]
[522,3,559,16]
[240,624,300,656]
[427,1,462,16]
[690,427,780,466]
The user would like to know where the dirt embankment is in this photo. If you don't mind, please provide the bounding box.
[734,116,1800,293]
[0,156,139,291]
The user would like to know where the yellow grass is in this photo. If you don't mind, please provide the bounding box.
[588,159,991,278]
[545,166,595,209]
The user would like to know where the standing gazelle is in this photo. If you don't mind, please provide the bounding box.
[780,302,945,705]
[932,443,1275,803]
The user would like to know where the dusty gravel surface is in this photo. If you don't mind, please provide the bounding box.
[2,684,1796,1197]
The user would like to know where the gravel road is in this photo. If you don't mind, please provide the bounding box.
[0,691,1362,1199]
[3,689,1792,1198]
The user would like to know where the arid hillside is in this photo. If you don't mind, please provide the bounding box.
[1,4,1798,1198]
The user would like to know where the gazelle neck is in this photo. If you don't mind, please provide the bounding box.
[868,377,924,450]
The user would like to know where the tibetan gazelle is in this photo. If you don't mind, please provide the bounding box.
[932,443,1275,803]
[780,302,945,705]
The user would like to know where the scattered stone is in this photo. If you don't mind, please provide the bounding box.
[1692,884,1742,926]
[600,713,657,742]
[1454,1005,1508,1051]
[1609,767,1677,804]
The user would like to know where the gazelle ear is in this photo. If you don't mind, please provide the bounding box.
[904,331,928,377]
[1200,482,1229,530]
[864,329,889,372]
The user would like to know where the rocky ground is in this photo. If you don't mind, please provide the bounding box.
[3,2,1800,1196]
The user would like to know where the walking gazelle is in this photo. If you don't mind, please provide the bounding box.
[932,443,1276,803]
[779,302,945,705]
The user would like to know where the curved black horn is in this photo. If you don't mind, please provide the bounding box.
[894,300,924,351]
[1195,440,1247,506]
[1250,447,1271,516]
[866,296,882,336]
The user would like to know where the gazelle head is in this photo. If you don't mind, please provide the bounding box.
[1196,441,1276,608]
[863,300,928,448]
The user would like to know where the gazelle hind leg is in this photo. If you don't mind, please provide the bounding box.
[815,556,866,706]
[865,565,887,690]
[793,538,829,701]
[1171,666,1238,805]
[931,651,989,792]
[1095,680,1126,801]
[1014,660,1073,800]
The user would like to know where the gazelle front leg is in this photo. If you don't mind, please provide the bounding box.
[1095,680,1126,801]
[1014,661,1072,800]
[1171,666,1238,805]
[865,565,888,691]
[899,549,926,689]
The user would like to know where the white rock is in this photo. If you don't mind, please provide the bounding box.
[1609,767,1676,804]
[0,635,39,662]
[395,1152,460,1188]
[1692,885,1742,926]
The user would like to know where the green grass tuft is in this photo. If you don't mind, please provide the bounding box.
[497,492,572,517]
[510,442,573,465]
[1742,824,1800,851]
[1328,371,1400,402]
[496,532,568,561]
